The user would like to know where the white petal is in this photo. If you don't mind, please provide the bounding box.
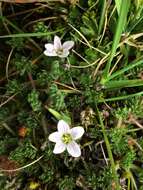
[44,50,57,56]
[44,43,57,56]
[53,142,66,154]
[58,50,69,58]
[58,120,70,134]
[48,132,61,143]
[54,36,62,50]
[45,43,54,50]
[63,41,74,50]
[70,127,84,140]
[67,141,81,157]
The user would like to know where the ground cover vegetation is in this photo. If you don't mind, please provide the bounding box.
[0,0,143,189]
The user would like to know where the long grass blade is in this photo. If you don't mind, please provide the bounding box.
[98,0,107,35]
[0,30,64,38]
[108,58,143,80]
[99,91,143,102]
[102,0,130,83]
[104,79,143,89]
[115,0,121,15]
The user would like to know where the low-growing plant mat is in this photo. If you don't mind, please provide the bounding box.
[0,0,143,189]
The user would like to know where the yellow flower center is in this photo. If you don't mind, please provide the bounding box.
[62,133,72,144]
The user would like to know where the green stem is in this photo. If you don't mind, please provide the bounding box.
[96,105,120,189]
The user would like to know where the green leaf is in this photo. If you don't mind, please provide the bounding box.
[46,107,71,125]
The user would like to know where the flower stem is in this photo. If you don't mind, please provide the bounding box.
[96,105,120,190]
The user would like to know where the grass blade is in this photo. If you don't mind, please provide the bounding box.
[108,58,143,80]
[99,91,143,102]
[0,30,64,38]
[102,0,130,83]
[98,0,107,35]
[104,79,143,89]
[115,0,121,15]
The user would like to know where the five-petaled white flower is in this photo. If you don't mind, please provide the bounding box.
[44,36,74,58]
[49,120,84,157]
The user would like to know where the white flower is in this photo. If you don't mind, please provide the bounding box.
[44,36,74,58]
[49,120,84,157]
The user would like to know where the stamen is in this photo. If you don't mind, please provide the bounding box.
[56,48,64,55]
[62,133,73,144]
